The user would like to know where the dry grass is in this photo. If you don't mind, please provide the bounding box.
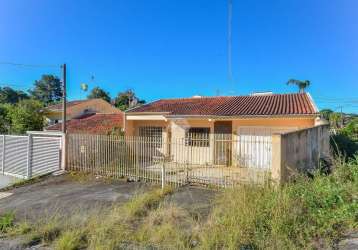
[4,156,357,250]
[135,203,198,249]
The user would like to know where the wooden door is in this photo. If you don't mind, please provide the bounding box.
[214,121,232,166]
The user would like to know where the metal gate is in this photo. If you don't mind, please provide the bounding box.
[0,133,62,179]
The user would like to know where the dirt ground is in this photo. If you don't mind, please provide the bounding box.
[0,174,217,222]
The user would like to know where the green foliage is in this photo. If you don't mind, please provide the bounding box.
[200,157,358,249]
[331,118,358,159]
[320,109,333,121]
[286,79,311,93]
[0,104,12,133]
[114,89,145,111]
[54,229,86,250]
[0,212,15,233]
[341,118,358,139]
[87,86,111,103]
[7,99,45,134]
[29,75,63,105]
[0,87,28,104]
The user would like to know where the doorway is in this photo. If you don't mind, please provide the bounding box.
[214,121,232,166]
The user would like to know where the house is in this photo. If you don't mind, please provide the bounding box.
[124,92,322,169]
[45,98,121,125]
[46,113,124,134]
[45,99,124,134]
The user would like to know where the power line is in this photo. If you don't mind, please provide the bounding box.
[0,61,60,68]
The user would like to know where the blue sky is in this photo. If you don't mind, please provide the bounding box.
[0,0,357,113]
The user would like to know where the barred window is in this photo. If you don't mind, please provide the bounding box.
[139,126,163,147]
[185,127,210,147]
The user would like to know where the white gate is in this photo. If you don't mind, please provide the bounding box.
[237,127,298,169]
[0,133,62,179]
[237,127,273,169]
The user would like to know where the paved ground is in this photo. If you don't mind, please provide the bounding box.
[0,174,20,189]
[0,174,217,222]
[0,175,152,220]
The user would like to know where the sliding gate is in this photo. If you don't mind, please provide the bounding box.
[0,134,62,179]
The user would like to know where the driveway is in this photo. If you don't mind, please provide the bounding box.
[0,175,151,220]
[0,174,217,222]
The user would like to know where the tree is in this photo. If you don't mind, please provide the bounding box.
[0,87,28,104]
[286,79,311,93]
[114,89,145,111]
[87,87,111,103]
[7,99,45,134]
[0,104,11,133]
[320,109,333,121]
[329,112,341,129]
[30,75,63,105]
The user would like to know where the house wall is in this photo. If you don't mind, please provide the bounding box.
[46,99,121,124]
[125,116,317,166]
[170,119,214,164]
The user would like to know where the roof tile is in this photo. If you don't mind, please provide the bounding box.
[127,93,317,116]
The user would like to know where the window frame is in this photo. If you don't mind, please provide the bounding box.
[138,126,163,147]
[185,127,210,147]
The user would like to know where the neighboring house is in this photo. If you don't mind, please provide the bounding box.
[45,99,124,134]
[46,113,124,134]
[45,98,121,125]
[125,92,321,167]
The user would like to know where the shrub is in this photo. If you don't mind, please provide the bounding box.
[199,156,358,249]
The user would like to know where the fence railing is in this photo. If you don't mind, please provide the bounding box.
[67,133,272,187]
[0,134,62,179]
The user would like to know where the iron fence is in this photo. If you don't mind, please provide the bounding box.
[67,133,272,187]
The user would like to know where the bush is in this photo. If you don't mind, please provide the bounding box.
[331,134,358,159]
[199,156,358,249]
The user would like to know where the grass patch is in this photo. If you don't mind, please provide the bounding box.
[199,156,358,249]
[54,229,87,250]
[0,212,15,233]
[87,186,174,249]
[4,156,358,249]
[135,203,198,249]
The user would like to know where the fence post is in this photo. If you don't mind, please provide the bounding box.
[161,161,165,189]
[61,133,67,171]
[26,134,33,179]
[1,135,5,174]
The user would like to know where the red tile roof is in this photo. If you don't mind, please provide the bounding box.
[47,100,90,110]
[127,93,318,116]
[46,113,124,134]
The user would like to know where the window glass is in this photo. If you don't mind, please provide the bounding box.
[185,127,210,147]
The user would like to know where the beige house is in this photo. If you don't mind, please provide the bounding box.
[125,92,322,171]
[45,98,122,125]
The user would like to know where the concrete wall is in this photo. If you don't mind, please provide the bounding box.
[271,125,330,183]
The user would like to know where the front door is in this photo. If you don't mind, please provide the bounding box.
[214,121,232,166]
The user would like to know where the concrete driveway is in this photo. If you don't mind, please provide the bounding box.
[0,175,151,220]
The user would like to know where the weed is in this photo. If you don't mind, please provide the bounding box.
[0,212,15,233]
[54,229,87,250]
[135,203,197,249]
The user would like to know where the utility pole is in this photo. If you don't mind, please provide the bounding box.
[62,64,67,133]
[61,63,67,171]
